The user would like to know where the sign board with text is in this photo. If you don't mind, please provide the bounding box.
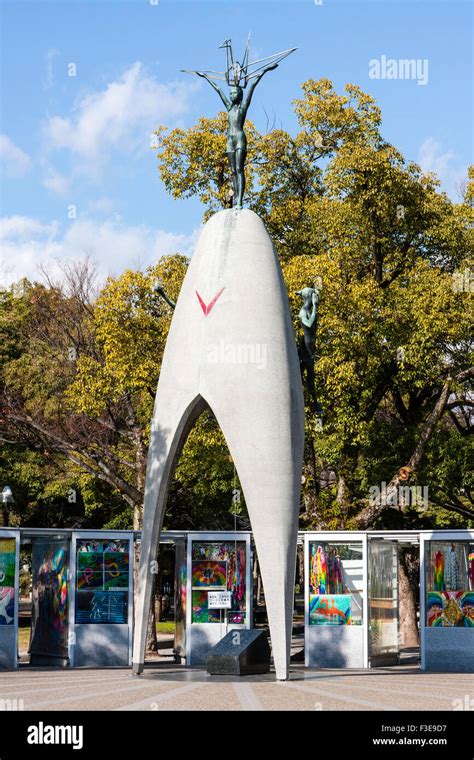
[207,591,232,609]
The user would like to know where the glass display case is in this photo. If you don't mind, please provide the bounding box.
[0,530,19,669]
[425,540,474,627]
[70,531,134,667]
[30,538,69,666]
[305,533,367,668]
[191,540,247,624]
[308,541,364,626]
[421,531,474,672]
[186,533,251,666]
[0,537,16,627]
[368,540,399,666]
[75,538,130,625]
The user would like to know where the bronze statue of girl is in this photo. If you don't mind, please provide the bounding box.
[183,39,295,209]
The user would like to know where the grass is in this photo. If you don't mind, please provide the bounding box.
[156,621,175,634]
[18,626,30,652]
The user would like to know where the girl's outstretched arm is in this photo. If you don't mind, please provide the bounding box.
[242,63,278,115]
[195,72,231,110]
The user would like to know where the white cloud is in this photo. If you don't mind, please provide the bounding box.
[0,214,199,288]
[43,48,60,91]
[418,137,466,200]
[88,197,115,214]
[418,137,455,177]
[42,168,70,197]
[42,62,194,178]
[0,135,32,177]
[0,215,58,240]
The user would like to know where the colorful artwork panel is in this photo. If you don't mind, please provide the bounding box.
[191,590,221,623]
[427,591,474,627]
[434,551,445,591]
[175,544,187,626]
[190,541,247,624]
[0,539,15,554]
[77,540,102,555]
[30,541,69,656]
[192,560,227,588]
[310,544,327,594]
[228,611,245,624]
[227,543,246,606]
[77,570,104,590]
[75,539,130,624]
[179,560,186,618]
[77,552,103,572]
[0,539,16,588]
[309,541,353,598]
[103,540,128,553]
[191,590,208,623]
[104,552,129,573]
[103,572,129,590]
[0,587,15,625]
[309,594,351,626]
[104,551,129,590]
[192,542,231,561]
[76,590,128,624]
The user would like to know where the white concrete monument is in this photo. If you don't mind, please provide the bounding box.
[133,39,304,680]
[132,209,304,679]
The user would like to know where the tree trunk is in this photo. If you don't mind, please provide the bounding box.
[133,439,159,654]
[297,544,304,591]
[398,550,419,648]
[146,573,159,653]
[357,380,452,526]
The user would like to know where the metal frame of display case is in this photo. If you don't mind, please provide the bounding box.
[304,531,369,669]
[185,531,252,666]
[420,529,474,672]
[367,535,400,667]
[0,529,20,669]
[69,530,134,667]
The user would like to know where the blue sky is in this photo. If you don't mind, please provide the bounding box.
[0,0,472,285]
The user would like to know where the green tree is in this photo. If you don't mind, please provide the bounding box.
[156,78,473,529]
[1,78,472,533]
[0,259,243,532]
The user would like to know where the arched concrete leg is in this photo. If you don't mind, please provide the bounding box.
[132,393,206,674]
[209,386,302,680]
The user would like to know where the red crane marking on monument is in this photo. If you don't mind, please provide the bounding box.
[195,287,225,316]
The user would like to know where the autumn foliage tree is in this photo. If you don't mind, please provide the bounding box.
[155,78,473,529]
[1,78,472,537]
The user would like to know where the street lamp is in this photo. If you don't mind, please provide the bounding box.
[1,486,14,504]
[0,485,14,526]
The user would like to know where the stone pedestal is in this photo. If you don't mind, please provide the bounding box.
[207,629,271,676]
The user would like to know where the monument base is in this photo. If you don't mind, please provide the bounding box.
[207,629,271,676]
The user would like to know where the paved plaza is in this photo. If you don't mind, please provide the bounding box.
[1,664,473,711]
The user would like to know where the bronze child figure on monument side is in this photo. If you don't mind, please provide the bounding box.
[297,285,323,417]
[182,38,296,209]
